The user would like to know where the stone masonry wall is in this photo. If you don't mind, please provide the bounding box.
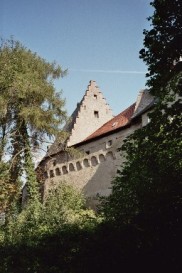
[43,122,141,209]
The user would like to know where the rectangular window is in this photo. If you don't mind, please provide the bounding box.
[94,94,97,99]
[94,111,99,118]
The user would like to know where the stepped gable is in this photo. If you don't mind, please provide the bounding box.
[67,80,113,146]
[44,80,113,157]
[64,80,110,133]
[63,102,82,132]
[77,103,136,144]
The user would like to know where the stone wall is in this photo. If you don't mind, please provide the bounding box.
[43,121,141,208]
[39,85,154,209]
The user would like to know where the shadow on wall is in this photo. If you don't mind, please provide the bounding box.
[44,150,121,211]
[82,151,117,210]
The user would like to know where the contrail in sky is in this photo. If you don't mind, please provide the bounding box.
[69,69,146,74]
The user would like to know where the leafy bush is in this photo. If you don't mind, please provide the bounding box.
[1,182,99,246]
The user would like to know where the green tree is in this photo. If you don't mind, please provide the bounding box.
[0,38,67,206]
[139,0,182,97]
[2,182,98,244]
[0,162,17,213]
[101,1,182,267]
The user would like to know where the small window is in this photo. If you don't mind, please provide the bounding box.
[94,111,99,118]
[69,163,75,172]
[91,156,98,166]
[94,94,97,99]
[106,140,112,148]
[55,168,61,176]
[83,158,90,167]
[50,170,54,178]
[53,160,56,166]
[99,154,105,163]
[76,161,82,171]
[84,105,86,110]
[112,122,118,127]
[62,166,68,175]
[108,140,112,146]
[106,151,115,160]
[85,150,90,155]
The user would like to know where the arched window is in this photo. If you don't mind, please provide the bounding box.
[99,154,105,163]
[55,168,61,176]
[62,166,68,175]
[76,161,82,171]
[53,160,57,166]
[91,156,98,166]
[69,163,75,172]
[106,151,115,160]
[50,170,54,178]
[83,158,90,167]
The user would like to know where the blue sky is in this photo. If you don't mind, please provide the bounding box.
[1,0,153,116]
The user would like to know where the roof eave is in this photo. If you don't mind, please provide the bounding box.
[74,121,133,147]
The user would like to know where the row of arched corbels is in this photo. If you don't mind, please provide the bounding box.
[45,151,116,179]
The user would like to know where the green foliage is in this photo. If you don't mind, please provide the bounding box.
[100,1,182,270]
[0,162,18,212]
[1,182,99,246]
[1,2,182,271]
[0,37,67,187]
[139,0,182,96]
[41,183,100,233]
[102,89,182,226]
[0,182,102,273]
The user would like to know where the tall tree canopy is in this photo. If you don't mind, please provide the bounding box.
[140,0,182,96]
[0,38,67,208]
[102,2,182,266]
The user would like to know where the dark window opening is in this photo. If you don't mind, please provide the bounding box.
[83,159,90,167]
[106,140,113,149]
[85,151,90,155]
[69,163,75,172]
[91,156,98,166]
[94,94,97,99]
[94,111,99,118]
[108,140,112,146]
[53,160,56,166]
[50,170,54,178]
[76,161,82,171]
[62,166,68,175]
[55,168,61,176]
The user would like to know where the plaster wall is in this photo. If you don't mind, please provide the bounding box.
[142,111,151,126]
[67,81,113,146]
[43,122,141,208]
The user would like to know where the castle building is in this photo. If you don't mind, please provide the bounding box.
[37,80,154,209]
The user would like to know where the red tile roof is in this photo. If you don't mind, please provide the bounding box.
[78,103,136,144]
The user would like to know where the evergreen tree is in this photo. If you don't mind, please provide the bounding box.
[0,38,67,207]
